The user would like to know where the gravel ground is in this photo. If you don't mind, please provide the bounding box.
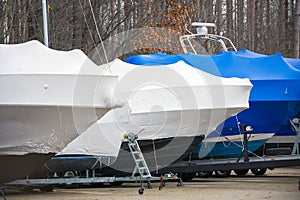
[3,167,300,200]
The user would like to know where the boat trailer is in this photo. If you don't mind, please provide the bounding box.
[2,122,300,196]
[3,132,182,195]
[157,121,300,178]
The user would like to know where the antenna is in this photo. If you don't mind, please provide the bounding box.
[191,22,216,35]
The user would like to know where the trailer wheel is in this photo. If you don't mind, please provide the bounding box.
[198,171,213,178]
[60,171,80,188]
[214,170,231,178]
[179,172,196,181]
[234,169,249,176]
[251,168,267,176]
[138,188,144,195]
[64,171,76,178]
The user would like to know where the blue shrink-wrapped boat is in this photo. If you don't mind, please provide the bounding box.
[125,49,300,159]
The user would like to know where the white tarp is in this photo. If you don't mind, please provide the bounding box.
[59,58,252,157]
[0,40,103,75]
[0,41,122,155]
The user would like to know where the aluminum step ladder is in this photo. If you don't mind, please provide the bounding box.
[125,132,152,179]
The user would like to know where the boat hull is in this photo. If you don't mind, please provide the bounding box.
[214,100,298,137]
[192,133,274,159]
[28,135,204,177]
[110,135,205,174]
[0,106,109,156]
[0,153,54,184]
[262,122,300,153]
[34,102,244,177]
[192,99,297,159]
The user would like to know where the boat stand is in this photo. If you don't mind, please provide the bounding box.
[291,118,300,155]
[236,124,253,163]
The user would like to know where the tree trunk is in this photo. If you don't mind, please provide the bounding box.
[0,0,13,43]
[72,1,83,49]
[254,0,259,52]
[265,0,271,54]
[279,0,286,53]
[294,0,300,58]
[226,0,233,39]
[215,0,222,34]
[247,0,255,50]
[205,0,214,23]
[237,0,244,49]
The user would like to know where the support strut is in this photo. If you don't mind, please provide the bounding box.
[237,124,253,163]
[291,118,300,155]
[0,187,6,200]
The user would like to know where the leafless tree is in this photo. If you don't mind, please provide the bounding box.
[294,0,300,58]
[0,0,299,58]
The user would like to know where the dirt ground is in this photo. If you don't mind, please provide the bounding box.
[3,167,300,200]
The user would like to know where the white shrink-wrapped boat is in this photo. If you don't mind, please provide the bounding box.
[0,41,121,184]
[42,58,252,175]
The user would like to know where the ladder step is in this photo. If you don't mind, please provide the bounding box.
[139,167,148,170]
[128,145,137,149]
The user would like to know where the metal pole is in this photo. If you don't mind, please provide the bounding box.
[237,124,250,163]
[291,118,300,155]
[243,124,249,162]
[42,0,49,47]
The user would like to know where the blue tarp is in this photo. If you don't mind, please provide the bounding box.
[125,50,300,79]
